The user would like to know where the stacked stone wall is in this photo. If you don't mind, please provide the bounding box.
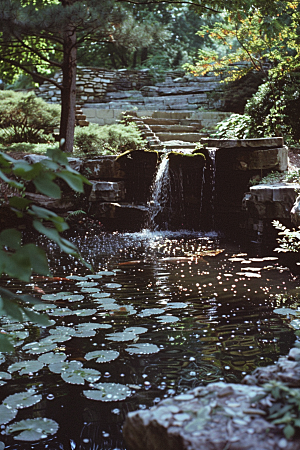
[36,67,156,105]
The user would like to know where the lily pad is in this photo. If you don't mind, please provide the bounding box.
[85,274,103,279]
[106,331,137,342]
[0,404,17,425]
[73,308,97,317]
[0,371,11,381]
[8,360,44,375]
[96,271,116,276]
[48,360,101,384]
[41,293,72,301]
[50,307,74,316]
[60,294,84,302]
[49,326,76,336]
[3,390,42,409]
[105,283,122,289]
[125,326,148,334]
[38,352,67,364]
[85,350,119,363]
[6,418,59,441]
[66,275,89,281]
[291,319,300,330]
[83,383,131,402]
[138,308,165,317]
[22,341,57,354]
[32,303,57,312]
[166,302,188,309]
[107,304,137,315]
[274,307,299,316]
[80,288,100,293]
[125,343,160,355]
[76,281,98,287]
[91,292,111,298]
[157,315,180,323]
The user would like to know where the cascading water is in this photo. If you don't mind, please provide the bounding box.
[147,156,171,230]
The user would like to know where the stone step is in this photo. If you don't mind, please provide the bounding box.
[156,132,203,143]
[77,120,89,126]
[150,124,201,133]
[162,141,198,150]
[152,111,193,119]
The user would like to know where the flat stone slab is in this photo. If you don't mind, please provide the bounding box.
[201,137,284,149]
[249,183,300,203]
[124,381,300,450]
[88,181,125,202]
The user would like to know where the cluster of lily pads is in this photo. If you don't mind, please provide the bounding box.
[0,269,188,444]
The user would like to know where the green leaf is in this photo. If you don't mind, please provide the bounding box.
[0,228,21,250]
[6,417,59,441]
[9,197,31,211]
[284,424,295,439]
[57,170,85,193]
[23,308,51,326]
[33,172,61,198]
[4,250,32,281]
[0,334,14,353]
[21,244,49,276]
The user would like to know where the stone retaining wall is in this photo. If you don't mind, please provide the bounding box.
[36,66,154,105]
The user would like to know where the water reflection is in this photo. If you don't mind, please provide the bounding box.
[1,230,299,449]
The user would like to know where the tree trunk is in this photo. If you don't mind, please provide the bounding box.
[59,12,77,153]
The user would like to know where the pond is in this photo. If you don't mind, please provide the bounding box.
[0,229,299,449]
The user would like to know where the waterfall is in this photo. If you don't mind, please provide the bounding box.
[147,156,171,230]
[208,149,216,229]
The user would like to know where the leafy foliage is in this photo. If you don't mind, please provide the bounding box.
[0,146,90,351]
[73,123,146,156]
[273,220,300,253]
[0,91,60,144]
[255,381,300,440]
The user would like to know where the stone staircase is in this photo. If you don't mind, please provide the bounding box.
[75,106,89,127]
[124,110,210,152]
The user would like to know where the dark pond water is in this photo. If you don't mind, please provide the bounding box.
[0,230,300,449]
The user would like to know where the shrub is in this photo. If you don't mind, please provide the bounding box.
[74,122,146,155]
[0,91,60,144]
[214,113,254,139]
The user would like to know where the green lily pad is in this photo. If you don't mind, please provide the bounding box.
[85,274,103,279]
[66,275,89,281]
[0,371,11,380]
[22,341,57,354]
[105,283,122,289]
[60,294,85,302]
[83,383,131,402]
[32,303,57,311]
[291,319,300,330]
[6,418,59,441]
[76,281,98,287]
[96,271,116,276]
[124,326,148,334]
[274,307,299,316]
[91,292,111,298]
[138,308,165,317]
[0,442,5,450]
[74,308,97,317]
[85,350,119,363]
[105,331,138,342]
[0,404,17,425]
[50,307,74,316]
[80,288,100,293]
[38,352,67,364]
[48,360,101,384]
[125,343,160,355]
[3,390,42,409]
[166,302,188,309]
[41,293,69,301]
[8,361,44,375]
[157,315,180,323]
[49,326,76,336]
